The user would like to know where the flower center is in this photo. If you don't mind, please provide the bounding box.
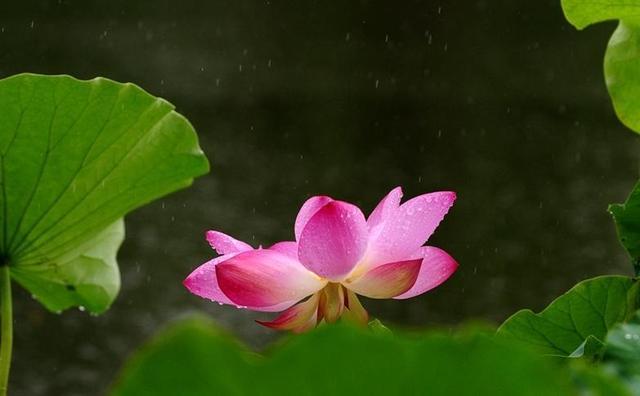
[313,283,369,326]
[318,283,345,323]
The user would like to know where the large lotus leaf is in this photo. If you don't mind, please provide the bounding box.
[605,19,640,134]
[10,219,124,313]
[561,0,640,30]
[610,181,640,274]
[110,316,574,396]
[0,74,209,313]
[497,276,639,356]
[561,1,640,134]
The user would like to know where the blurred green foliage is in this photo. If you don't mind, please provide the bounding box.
[111,316,575,396]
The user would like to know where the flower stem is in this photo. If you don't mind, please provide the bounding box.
[0,265,12,396]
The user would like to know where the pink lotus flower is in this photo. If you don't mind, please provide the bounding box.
[184,187,458,332]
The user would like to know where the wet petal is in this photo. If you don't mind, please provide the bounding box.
[183,253,294,312]
[367,187,403,235]
[269,241,298,260]
[298,201,368,280]
[367,191,456,266]
[257,293,320,331]
[394,246,458,299]
[295,195,334,241]
[183,254,237,305]
[216,249,326,310]
[206,230,252,255]
[345,258,422,299]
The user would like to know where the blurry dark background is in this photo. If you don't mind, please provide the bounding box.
[2,0,639,394]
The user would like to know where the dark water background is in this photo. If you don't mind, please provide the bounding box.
[2,0,640,394]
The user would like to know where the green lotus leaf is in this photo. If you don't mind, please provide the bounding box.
[0,73,209,313]
[610,181,640,275]
[561,0,640,30]
[561,1,640,134]
[497,276,639,356]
